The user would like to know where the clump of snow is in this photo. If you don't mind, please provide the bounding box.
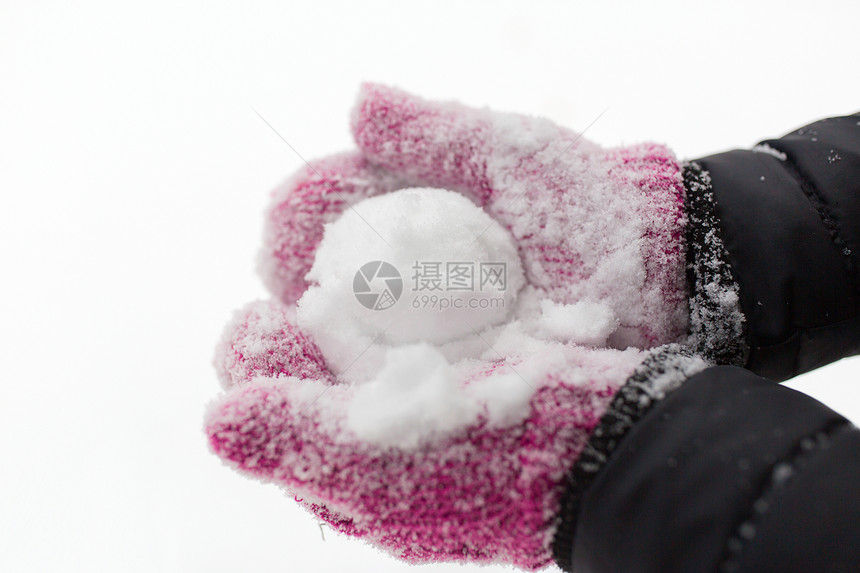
[752,143,787,161]
[532,299,618,346]
[345,340,550,449]
[347,344,480,449]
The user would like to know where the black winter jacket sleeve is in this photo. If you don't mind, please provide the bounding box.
[696,113,860,380]
[567,367,860,573]
[552,114,860,573]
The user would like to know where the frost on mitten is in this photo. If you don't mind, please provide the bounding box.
[208,84,692,569]
[208,299,648,569]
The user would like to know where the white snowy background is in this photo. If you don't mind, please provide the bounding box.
[2,1,858,571]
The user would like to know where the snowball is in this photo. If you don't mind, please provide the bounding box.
[297,188,525,372]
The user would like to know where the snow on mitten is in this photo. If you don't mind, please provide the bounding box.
[209,299,709,569]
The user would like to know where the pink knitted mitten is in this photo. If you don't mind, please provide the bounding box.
[207,84,691,569]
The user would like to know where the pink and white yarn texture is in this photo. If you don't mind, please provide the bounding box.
[206,84,689,569]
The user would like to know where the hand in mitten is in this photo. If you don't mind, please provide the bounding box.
[212,299,666,568]
[207,84,696,569]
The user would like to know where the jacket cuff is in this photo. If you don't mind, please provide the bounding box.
[682,161,749,366]
[692,115,860,380]
[551,345,709,571]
